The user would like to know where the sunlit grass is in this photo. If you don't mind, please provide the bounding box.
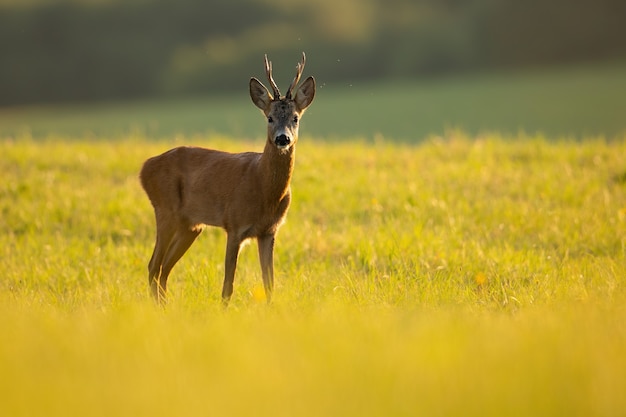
[1,134,625,416]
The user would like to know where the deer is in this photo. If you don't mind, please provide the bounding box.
[139,53,315,305]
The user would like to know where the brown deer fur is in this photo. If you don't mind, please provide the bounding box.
[140,54,315,304]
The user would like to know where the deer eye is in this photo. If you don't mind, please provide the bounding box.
[267,116,274,123]
[293,116,299,123]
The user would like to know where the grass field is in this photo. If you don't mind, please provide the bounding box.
[1,62,625,140]
[1,130,626,416]
[1,62,626,416]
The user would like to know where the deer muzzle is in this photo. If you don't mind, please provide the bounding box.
[275,134,291,149]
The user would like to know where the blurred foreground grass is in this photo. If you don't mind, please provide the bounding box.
[1,135,625,416]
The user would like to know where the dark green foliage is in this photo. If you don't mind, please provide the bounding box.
[1,0,625,106]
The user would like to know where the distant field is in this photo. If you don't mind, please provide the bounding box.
[1,62,625,141]
[1,135,625,416]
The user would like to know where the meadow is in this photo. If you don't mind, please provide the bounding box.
[2,62,625,140]
[1,64,626,416]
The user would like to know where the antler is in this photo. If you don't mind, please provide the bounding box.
[286,52,306,99]
[264,54,281,100]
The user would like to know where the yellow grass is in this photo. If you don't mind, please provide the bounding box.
[1,134,625,416]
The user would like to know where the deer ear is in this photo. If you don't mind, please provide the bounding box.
[294,76,315,112]
[250,78,272,111]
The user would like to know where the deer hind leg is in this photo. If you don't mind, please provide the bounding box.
[148,212,177,302]
[257,234,275,303]
[147,209,198,303]
[154,227,200,304]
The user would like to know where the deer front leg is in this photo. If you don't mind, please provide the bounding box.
[257,234,275,303]
[222,234,242,305]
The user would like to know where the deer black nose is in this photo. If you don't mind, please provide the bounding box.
[275,134,291,148]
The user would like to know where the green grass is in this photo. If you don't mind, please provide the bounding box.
[1,133,626,416]
[1,62,626,140]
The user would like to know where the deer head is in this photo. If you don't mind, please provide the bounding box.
[249,53,316,152]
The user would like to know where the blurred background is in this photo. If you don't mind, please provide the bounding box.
[1,0,625,139]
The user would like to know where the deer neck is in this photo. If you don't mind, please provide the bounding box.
[259,140,295,202]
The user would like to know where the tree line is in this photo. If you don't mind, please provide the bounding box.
[1,0,624,106]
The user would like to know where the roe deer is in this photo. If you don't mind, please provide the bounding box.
[140,53,315,305]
